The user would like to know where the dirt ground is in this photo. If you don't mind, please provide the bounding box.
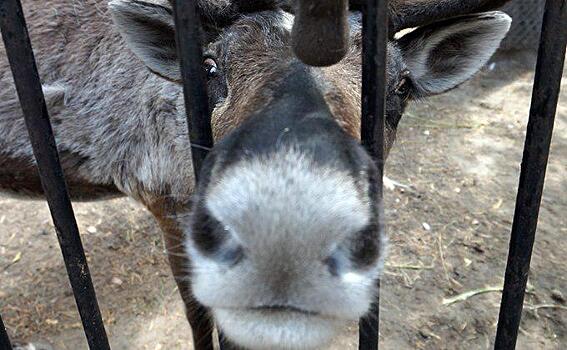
[1,50,565,350]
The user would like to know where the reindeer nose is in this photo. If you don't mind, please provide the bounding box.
[292,0,350,67]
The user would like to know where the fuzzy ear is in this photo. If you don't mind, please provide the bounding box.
[109,0,180,81]
[398,11,511,96]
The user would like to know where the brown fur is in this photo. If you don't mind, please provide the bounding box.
[146,197,215,348]
[388,0,512,30]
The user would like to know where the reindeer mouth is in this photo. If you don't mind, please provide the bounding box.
[214,307,343,350]
[250,304,319,316]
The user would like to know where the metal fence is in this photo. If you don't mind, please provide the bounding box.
[0,0,565,349]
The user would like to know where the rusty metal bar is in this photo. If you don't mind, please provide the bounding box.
[359,0,388,349]
[0,313,13,350]
[494,0,566,349]
[171,1,215,349]
[0,1,111,349]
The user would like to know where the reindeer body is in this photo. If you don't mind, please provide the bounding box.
[0,0,194,205]
[0,1,512,349]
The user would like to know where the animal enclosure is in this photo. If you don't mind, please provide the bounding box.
[0,0,566,350]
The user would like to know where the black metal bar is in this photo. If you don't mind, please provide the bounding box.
[359,0,388,349]
[0,1,110,349]
[494,1,566,349]
[219,333,239,350]
[359,300,380,350]
[172,0,214,183]
[171,1,215,350]
[360,0,388,189]
[0,313,13,350]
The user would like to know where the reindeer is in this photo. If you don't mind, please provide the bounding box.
[0,0,511,349]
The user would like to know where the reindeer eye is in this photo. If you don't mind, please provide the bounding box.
[203,58,218,79]
[395,77,411,97]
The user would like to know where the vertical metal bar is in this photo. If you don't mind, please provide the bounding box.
[172,0,214,183]
[219,334,239,350]
[0,1,110,349]
[171,2,214,350]
[359,0,388,349]
[494,0,566,349]
[0,314,13,350]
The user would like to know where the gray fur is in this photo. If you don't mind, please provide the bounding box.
[0,0,192,206]
[189,149,381,349]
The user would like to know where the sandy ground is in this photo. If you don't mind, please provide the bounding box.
[1,50,565,350]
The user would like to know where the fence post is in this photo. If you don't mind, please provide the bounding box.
[172,0,214,183]
[359,0,388,349]
[494,0,566,348]
[0,0,110,349]
[171,1,215,349]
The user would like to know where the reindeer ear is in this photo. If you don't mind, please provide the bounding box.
[398,11,511,96]
[109,0,180,81]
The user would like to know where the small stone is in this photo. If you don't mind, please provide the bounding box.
[423,130,431,136]
[112,277,123,286]
[14,342,54,350]
[45,319,59,325]
[492,199,504,210]
[551,289,565,303]
[472,219,480,225]
[454,187,461,193]
[86,226,97,234]
[461,178,476,187]
[422,222,431,231]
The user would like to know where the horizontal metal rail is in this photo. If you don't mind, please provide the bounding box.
[0,0,110,349]
[495,0,566,349]
[359,0,388,349]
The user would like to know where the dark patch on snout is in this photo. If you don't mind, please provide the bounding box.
[212,63,369,176]
[352,159,384,270]
[191,204,230,255]
[349,223,382,269]
[331,165,383,272]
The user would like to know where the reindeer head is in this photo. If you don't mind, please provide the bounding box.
[109,1,510,348]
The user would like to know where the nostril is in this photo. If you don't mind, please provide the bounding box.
[216,244,244,266]
[191,207,245,265]
[324,247,351,277]
[323,255,340,277]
